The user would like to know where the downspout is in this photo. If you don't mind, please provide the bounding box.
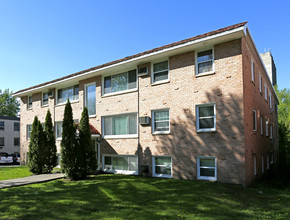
[137,73,141,175]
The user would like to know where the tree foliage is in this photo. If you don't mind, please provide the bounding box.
[275,86,290,127]
[0,89,19,117]
[28,116,47,174]
[44,110,57,173]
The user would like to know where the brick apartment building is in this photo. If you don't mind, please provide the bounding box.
[14,22,278,186]
[0,116,20,154]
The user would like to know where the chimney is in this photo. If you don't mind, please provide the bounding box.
[260,51,277,86]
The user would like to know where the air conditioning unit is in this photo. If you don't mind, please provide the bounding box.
[48,91,54,98]
[139,116,150,125]
[138,67,149,76]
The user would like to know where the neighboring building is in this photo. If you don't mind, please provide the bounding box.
[260,51,277,86]
[0,116,20,154]
[14,22,278,186]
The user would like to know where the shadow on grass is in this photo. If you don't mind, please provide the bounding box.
[0,175,289,219]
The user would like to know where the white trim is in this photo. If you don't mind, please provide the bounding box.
[253,110,257,131]
[152,155,172,178]
[27,95,32,110]
[84,82,96,116]
[197,156,217,181]
[196,103,216,132]
[151,59,169,84]
[152,109,170,134]
[251,58,255,82]
[266,120,269,137]
[260,116,263,135]
[102,154,138,175]
[101,69,138,96]
[270,124,273,139]
[13,25,247,97]
[195,47,215,76]
[259,73,262,93]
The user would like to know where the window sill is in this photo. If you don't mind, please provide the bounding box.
[89,115,96,118]
[27,108,33,111]
[103,169,138,175]
[55,100,79,107]
[153,174,172,178]
[151,79,170,86]
[41,104,49,108]
[56,138,62,141]
[195,71,215,78]
[103,135,138,139]
[197,176,217,181]
[152,132,170,135]
[102,88,137,98]
[197,129,216,133]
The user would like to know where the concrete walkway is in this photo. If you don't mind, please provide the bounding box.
[0,173,65,189]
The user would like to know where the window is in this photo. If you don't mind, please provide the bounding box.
[269,93,272,109]
[14,138,20,146]
[259,73,262,93]
[104,70,137,94]
[42,92,49,106]
[57,85,79,104]
[254,155,257,176]
[152,109,170,134]
[196,49,214,75]
[266,120,269,137]
[271,152,274,164]
[264,84,267,101]
[0,137,4,146]
[260,116,263,135]
[103,155,138,174]
[253,110,257,131]
[152,156,172,178]
[27,124,32,139]
[270,124,273,139]
[196,104,216,132]
[0,121,4,130]
[85,83,96,116]
[251,59,255,82]
[55,122,63,139]
[14,122,20,131]
[262,155,264,173]
[197,157,217,181]
[152,60,169,83]
[103,113,137,138]
[28,96,32,109]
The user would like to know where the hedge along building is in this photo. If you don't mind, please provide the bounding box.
[14,22,278,186]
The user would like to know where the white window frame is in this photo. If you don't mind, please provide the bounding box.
[102,69,138,96]
[260,116,263,135]
[0,121,4,130]
[254,155,257,176]
[262,155,264,173]
[197,156,217,181]
[195,48,215,76]
[196,103,216,132]
[152,156,172,178]
[152,109,170,134]
[251,59,255,82]
[27,96,32,109]
[259,73,262,93]
[56,84,79,105]
[27,124,32,139]
[102,154,138,175]
[102,113,138,139]
[253,110,257,131]
[270,124,273,139]
[269,93,272,109]
[266,120,269,137]
[264,84,267,101]
[84,82,96,116]
[151,60,169,84]
[55,121,63,139]
[42,92,49,106]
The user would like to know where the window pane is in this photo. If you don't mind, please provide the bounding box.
[128,70,137,89]
[155,111,169,121]
[155,166,171,175]
[153,61,168,72]
[112,72,128,93]
[129,114,137,134]
[200,168,215,177]
[155,121,169,131]
[154,71,168,82]
[113,157,128,170]
[155,157,171,166]
[104,117,112,135]
[104,76,111,94]
[199,106,214,117]
[200,158,215,167]
[86,84,96,115]
[105,157,112,165]
[199,118,214,129]
[197,50,213,63]
[113,116,128,135]
[129,157,138,171]
[253,111,256,130]
[74,85,79,100]
[43,93,48,105]
[198,61,213,74]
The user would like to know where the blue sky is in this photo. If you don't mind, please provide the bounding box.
[0,0,289,93]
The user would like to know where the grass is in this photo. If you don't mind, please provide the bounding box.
[0,174,289,219]
[0,166,32,181]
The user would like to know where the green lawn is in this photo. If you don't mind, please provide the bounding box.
[0,175,289,219]
[0,166,32,181]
